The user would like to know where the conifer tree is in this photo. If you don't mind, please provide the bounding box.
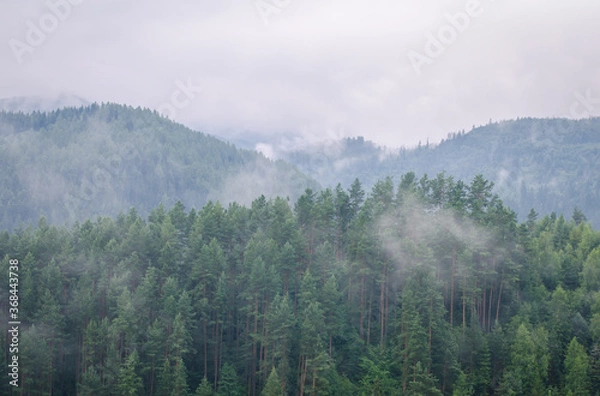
[564,337,590,396]
[117,350,143,396]
[261,367,283,396]
[195,376,214,396]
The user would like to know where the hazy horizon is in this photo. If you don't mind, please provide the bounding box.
[2,0,599,147]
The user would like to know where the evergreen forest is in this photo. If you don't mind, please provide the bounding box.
[2,173,600,395]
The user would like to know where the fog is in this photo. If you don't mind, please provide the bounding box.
[1,0,599,147]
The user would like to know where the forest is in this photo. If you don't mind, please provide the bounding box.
[267,118,600,227]
[0,104,316,231]
[2,173,600,395]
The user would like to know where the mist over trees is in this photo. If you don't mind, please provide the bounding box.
[262,118,600,227]
[0,104,317,231]
[2,173,599,395]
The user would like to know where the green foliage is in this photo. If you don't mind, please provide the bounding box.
[1,174,599,395]
[270,119,600,228]
[452,371,473,396]
[195,377,214,396]
[0,104,318,231]
[564,337,590,396]
[117,350,143,396]
[358,347,399,396]
[217,363,243,396]
[261,367,283,396]
[501,324,549,396]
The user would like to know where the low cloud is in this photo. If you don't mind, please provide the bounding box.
[1,0,599,147]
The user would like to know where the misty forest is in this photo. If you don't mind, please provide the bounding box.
[3,168,600,395]
[4,0,600,393]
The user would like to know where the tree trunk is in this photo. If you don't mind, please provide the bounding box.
[496,276,504,324]
[380,266,386,346]
[428,296,433,374]
[367,291,372,345]
[450,249,456,327]
[204,318,208,379]
[360,274,365,340]
[462,278,467,335]
[214,313,219,390]
[482,275,487,330]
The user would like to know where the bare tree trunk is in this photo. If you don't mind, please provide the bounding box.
[299,356,307,396]
[462,279,467,335]
[450,249,456,327]
[428,296,433,374]
[360,274,365,340]
[495,276,504,324]
[482,275,487,330]
[367,292,372,345]
[214,313,219,390]
[252,296,259,396]
[380,266,386,346]
[204,318,208,379]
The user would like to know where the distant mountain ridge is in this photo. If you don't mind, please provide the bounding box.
[0,103,318,230]
[258,118,600,226]
[1,97,598,229]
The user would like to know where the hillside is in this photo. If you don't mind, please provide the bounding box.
[0,103,318,230]
[261,118,600,226]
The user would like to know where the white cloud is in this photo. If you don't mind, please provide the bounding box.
[1,0,599,147]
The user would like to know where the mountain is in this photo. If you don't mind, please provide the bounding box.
[2,101,598,229]
[0,103,318,230]
[257,118,600,226]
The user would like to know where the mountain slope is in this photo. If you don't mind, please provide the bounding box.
[263,118,600,225]
[0,103,318,230]
[395,118,600,224]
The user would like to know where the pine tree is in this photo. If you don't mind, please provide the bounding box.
[195,376,214,396]
[358,347,399,396]
[564,337,590,396]
[78,366,104,396]
[452,370,473,396]
[117,350,143,396]
[299,301,329,395]
[501,324,549,396]
[172,356,190,396]
[261,367,283,396]
[217,363,243,396]
[265,294,294,394]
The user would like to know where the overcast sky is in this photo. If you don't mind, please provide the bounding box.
[1,0,599,148]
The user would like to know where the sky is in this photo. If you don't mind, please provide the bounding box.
[1,0,599,148]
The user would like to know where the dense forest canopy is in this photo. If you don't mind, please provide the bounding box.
[2,173,600,395]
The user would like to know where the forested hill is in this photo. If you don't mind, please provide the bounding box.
[265,118,600,226]
[1,174,600,395]
[0,103,317,230]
